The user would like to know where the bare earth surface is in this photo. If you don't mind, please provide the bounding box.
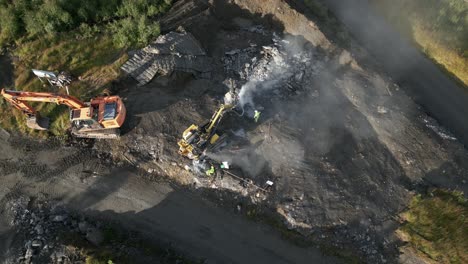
[0,135,339,263]
[1,0,467,263]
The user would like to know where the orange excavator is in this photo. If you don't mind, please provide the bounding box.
[1,89,126,139]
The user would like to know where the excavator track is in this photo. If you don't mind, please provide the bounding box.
[71,128,120,139]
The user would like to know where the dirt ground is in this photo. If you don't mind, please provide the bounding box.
[0,133,340,263]
[1,0,468,263]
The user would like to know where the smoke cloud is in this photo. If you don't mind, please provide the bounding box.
[214,18,431,184]
[237,35,311,111]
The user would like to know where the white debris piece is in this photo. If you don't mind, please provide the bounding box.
[422,117,457,141]
[221,161,230,169]
[224,91,237,105]
[377,106,388,114]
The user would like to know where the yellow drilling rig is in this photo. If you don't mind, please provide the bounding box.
[178,102,235,160]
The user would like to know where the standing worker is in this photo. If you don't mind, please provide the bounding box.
[206,164,215,176]
[254,110,261,123]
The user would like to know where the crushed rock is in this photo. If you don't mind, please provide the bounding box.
[3,197,98,263]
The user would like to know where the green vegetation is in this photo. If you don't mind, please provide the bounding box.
[0,34,127,137]
[0,0,171,49]
[0,0,172,137]
[369,0,468,86]
[398,189,467,263]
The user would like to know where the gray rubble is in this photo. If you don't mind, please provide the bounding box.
[121,29,213,85]
[4,197,101,264]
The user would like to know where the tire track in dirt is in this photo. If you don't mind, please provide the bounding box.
[1,146,94,181]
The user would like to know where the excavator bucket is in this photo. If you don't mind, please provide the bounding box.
[26,115,50,130]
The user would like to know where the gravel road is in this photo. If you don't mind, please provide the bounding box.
[0,136,340,263]
[68,170,341,264]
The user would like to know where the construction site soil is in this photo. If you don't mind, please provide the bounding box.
[1,0,467,263]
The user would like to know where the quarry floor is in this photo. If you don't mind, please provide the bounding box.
[1,0,467,263]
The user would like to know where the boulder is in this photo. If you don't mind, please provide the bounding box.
[86,228,104,246]
[78,221,89,233]
[52,215,67,222]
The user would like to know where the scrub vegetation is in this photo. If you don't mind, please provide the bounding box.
[369,0,468,86]
[0,0,171,137]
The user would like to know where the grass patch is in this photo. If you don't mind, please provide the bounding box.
[411,24,468,87]
[0,32,126,137]
[0,0,171,137]
[369,0,468,86]
[398,189,467,263]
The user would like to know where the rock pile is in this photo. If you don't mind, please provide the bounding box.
[222,33,324,109]
[6,197,104,264]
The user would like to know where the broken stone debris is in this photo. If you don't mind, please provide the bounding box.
[6,197,104,263]
[121,29,213,85]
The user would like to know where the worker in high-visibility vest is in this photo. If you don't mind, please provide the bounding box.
[254,110,261,123]
[205,165,215,176]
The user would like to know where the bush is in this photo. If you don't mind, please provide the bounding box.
[108,17,160,48]
[78,23,100,39]
[0,5,22,45]
[370,0,467,55]
[369,0,468,85]
[117,0,172,18]
[24,1,73,36]
[0,0,172,49]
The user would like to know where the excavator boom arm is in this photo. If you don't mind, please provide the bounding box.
[2,95,36,116]
[1,89,86,109]
[205,104,233,135]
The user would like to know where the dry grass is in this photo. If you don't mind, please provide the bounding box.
[369,0,468,87]
[398,190,467,263]
[411,24,468,86]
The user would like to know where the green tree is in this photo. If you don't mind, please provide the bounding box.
[24,0,72,36]
[0,5,21,44]
[108,17,160,48]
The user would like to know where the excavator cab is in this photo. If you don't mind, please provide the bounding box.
[70,106,101,130]
[70,96,126,138]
